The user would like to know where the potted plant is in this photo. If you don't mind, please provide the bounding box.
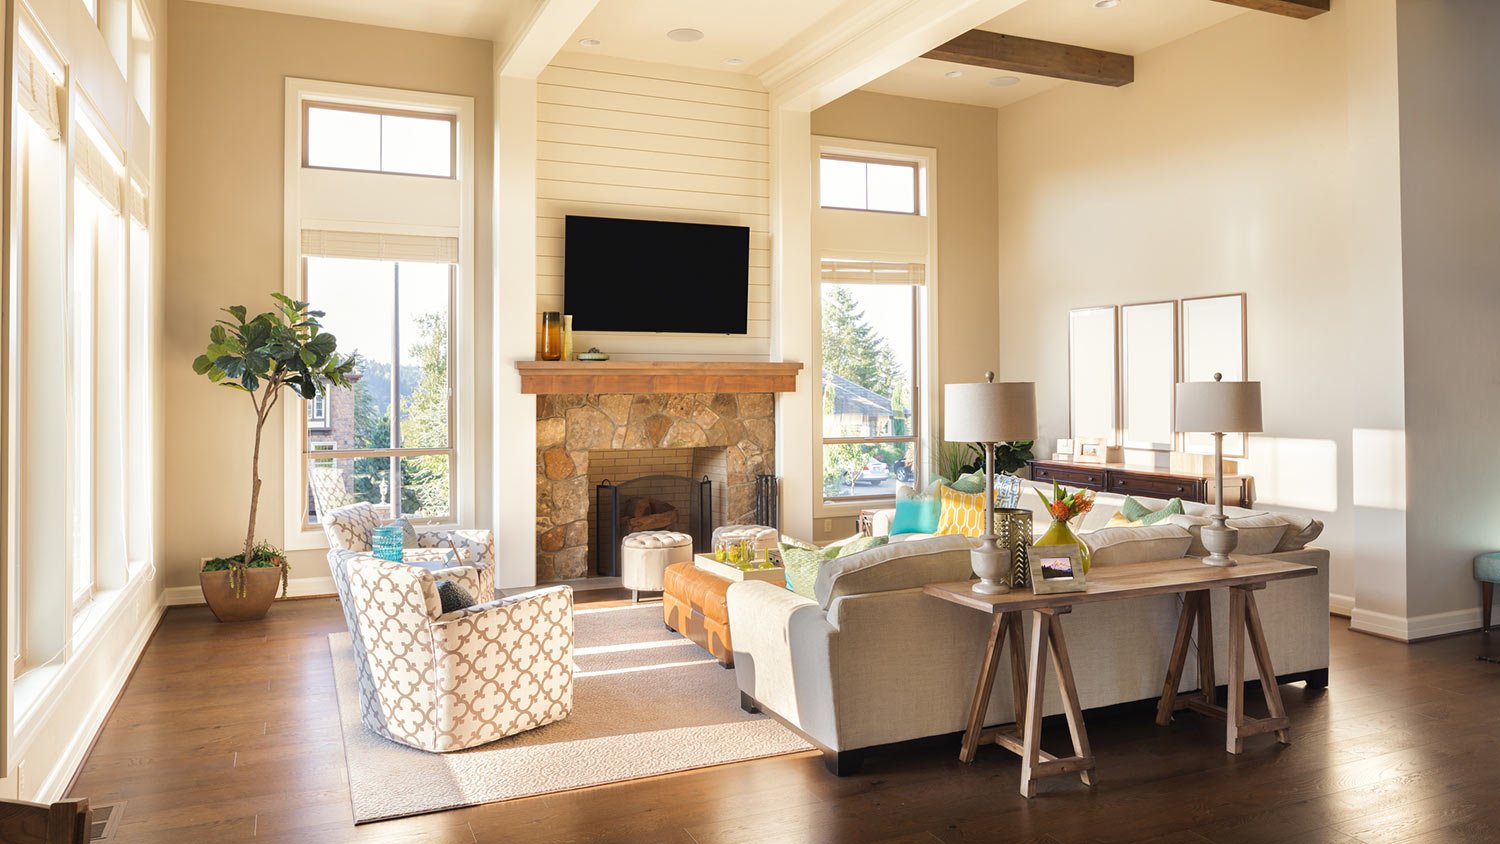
[192,294,356,622]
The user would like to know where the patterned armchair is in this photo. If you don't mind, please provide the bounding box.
[331,551,574,752]
[320,502,495,566]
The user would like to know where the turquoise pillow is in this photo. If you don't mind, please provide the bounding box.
[891,496,940,535]
[781,541,838,599]
[1120,496,1184,526]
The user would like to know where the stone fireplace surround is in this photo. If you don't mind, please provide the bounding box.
[535,392,776,581]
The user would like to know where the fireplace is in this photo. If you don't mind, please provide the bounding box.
[535,392,777,581]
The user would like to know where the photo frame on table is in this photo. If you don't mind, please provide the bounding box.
[1074,436,1107,464]
[1029,544,1087,595]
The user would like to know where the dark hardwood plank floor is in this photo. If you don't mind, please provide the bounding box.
[68,593,1500,843]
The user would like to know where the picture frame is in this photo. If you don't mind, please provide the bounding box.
[1074,436,1107,464]
[1029,544,1088,594]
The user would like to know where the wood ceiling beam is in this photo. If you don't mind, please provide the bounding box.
[1207,0,1329,19]
[922,30,1133,87]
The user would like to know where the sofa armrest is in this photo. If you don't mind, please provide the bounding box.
[869,508,897,537]
[726,581,838,748]
[419,528,495,564]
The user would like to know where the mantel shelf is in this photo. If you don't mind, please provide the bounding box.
[516,361,804,395]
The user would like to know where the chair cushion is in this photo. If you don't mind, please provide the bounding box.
[622,530,693,550]
[1475,553,1500,583]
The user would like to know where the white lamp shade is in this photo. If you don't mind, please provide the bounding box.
[1175,378,1263,434]
[944,379,1037,443]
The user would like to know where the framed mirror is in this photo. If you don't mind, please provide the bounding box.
[1120,301,1177,451]
[1068,306,1117,444]
[1181,293,1248,457]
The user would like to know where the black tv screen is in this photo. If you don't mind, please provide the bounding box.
[564,215,750,334]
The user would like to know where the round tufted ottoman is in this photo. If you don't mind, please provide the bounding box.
[712,524,779,554]
[1475,552,1500,632]
[621,530,694,601]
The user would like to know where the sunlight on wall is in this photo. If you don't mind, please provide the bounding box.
[1239,436,1339,513]
[1352,428,1407,511]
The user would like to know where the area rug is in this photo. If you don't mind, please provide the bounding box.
[330,603,813,823]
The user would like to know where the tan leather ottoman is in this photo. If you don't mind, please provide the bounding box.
[663,562,785,668]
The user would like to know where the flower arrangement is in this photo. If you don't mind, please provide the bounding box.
[1035,481,1096,525]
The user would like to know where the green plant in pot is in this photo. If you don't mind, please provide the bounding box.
[192,294,356,622]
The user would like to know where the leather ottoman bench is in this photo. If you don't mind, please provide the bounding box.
[663,562,785,668]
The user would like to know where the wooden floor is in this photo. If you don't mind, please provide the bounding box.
[69,593,1500,844]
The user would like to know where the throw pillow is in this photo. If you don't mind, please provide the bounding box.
[389,517,420,548]
[1105,512,1141,529]
[434,580,477,614]
[891,495,941,535]
[950,472,988,494]
[781,540,839,599]
[780,535,819,552]
[934,483,990,538]
[835,535,889,558]
[1120,496,1184,526]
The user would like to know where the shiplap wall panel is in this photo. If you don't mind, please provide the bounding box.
[536,57,771,361]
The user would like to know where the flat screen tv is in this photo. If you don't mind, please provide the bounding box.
[564,215,750,334]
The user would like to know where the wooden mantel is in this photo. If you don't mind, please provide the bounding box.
[517,361,803,395]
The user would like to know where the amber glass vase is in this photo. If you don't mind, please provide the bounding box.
[540,311,563,361]
[1035,518,1092,574]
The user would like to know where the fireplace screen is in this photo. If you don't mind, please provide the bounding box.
[595,475,713,577]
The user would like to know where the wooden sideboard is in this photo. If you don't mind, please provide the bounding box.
[1028,460,1254,508]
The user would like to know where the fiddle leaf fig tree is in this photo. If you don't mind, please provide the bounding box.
[193,293,357,586]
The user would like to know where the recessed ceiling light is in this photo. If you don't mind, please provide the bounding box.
[667,28,704,42]
[944,70,963,78]
[725,57,745,66]
[577,38,601,47]
[989,76,1021,87]
[1095,0,1121,8]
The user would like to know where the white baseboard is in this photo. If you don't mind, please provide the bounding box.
[165,575,337,607]
[1351,604,1484,642]
[1329,592,1355,617]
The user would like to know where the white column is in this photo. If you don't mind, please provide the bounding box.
[770,107,815,540]
[493,75,539,589]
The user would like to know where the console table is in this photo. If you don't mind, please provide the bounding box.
[1029,460,1254,508]
[923,556,1315,797]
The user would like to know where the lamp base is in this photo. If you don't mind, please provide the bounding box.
[970,538,1011,595]
[1200,518,1239,568]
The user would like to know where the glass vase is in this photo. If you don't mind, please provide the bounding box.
[540,311,563,361]
[1035,518,1092,574]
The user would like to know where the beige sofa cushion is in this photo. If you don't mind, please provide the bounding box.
[814,535,975,609]
[1082,525,1193,567]
[1168,513,1290,557]
[1275,516,1324,552]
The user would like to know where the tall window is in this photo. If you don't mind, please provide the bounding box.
[819,154,921,215]
[819,261,924,501]
[303,102,455,178]
[302,257,454,523]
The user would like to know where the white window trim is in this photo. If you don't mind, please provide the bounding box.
[811,137,938,520]
[281,79,476,551]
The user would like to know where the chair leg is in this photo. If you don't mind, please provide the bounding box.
[632,589,639,603]
[1484,582,1493,633]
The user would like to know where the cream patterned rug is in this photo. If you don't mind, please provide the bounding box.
[330,603,813,823]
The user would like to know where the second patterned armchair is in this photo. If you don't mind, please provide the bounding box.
[320,502,495,566]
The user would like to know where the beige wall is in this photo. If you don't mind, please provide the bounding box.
[992,5,1398,606]
[163,0,493,588]
[1396,0,1500,622]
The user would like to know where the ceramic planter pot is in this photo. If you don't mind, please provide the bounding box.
[200,565,284,622]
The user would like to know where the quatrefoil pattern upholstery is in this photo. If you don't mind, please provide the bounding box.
[321,502,496,564]
[337,553,574,752]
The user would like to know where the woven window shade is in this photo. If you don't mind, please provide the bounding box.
[128,182,148,226]
[16,39,62,140]
[820,259,926,285]
[300,230,459,263]
[75,130,123,213]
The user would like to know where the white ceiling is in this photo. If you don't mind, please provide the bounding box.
[862,0,1248,109]
[192,0,509,39]
[558,0,853,74]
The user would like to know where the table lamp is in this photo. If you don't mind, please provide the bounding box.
[945,374,1037,594]
[1174,373,1263,566]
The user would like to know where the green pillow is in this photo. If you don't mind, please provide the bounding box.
[1120,496,1184,526]
[781,541,838,599]
[950,472,988,494]
[836,535,889,558]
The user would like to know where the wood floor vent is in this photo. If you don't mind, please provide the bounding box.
[89,802,123,841]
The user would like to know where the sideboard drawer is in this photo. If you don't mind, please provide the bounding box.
[1108,474,1203,501]
[1030,463,1106,491]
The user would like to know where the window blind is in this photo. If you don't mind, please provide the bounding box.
[128,182,148,226]
[16,37,63,139]
[75,128,123,213]
[820,259,926,285]
[300,229,459,264]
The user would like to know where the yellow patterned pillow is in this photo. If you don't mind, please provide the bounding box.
[934,484,989,537]
[1106,512,1143,528]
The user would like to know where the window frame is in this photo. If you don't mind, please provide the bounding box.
[306,390,329,429]
[817,153,922,216]
[818,281,924,504]
[296,257,458,526]
[300,100,458,180]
